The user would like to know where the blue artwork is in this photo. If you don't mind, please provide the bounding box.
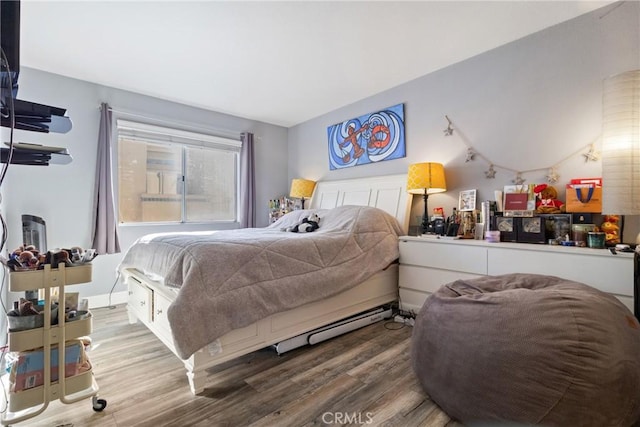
[328,103,405,170]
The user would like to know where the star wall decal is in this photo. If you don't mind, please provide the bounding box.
[583,144,600,162]
[465,148,475,162]
[443,115,454,136]
[512,173,525,185]
[484,164,496,179]
[546,167,559,184]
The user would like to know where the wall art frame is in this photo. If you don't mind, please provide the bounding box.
[327,103,405,170]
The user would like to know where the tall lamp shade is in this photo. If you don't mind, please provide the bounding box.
[407,162,447,233]
[601,69,640,323]
[602,69,640,217]
[289,178,316,209]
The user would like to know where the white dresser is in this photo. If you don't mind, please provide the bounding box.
[399,236,635,314]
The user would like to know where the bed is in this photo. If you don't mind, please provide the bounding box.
[119,174,410,394]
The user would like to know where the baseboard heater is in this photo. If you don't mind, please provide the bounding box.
[273,306,393,355]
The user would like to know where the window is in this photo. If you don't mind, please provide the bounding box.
[117,120,240,224]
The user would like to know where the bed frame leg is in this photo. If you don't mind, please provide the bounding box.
[127,308,139,325]
[186,369,206,395]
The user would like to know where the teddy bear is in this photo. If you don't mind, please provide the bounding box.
[285,213,321,233]
[599,214,621,246]
[534,184,565,214]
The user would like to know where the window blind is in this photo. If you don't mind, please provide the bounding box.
[116,119,241,152]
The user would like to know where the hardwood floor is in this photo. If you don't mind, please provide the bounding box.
[7,305,462,427]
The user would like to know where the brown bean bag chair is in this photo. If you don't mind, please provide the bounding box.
[411,273,640,426]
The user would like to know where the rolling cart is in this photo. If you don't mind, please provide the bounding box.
[2,263,106,425]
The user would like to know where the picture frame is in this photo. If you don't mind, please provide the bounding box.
[458,189,477,212]
[458,210,477,239]
[516,216,546,244]
[494,214,517,242]
[538,213,572,241]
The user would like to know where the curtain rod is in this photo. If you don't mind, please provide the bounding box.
[102,105,244,140]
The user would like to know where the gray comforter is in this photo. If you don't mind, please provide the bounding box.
[118,205,403,359]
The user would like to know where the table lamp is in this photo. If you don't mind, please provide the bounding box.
[407,162,447,234]
[289,178,316,209]
[601,69,639,321]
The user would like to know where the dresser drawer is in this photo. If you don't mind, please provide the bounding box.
[488,247,633,297]
[399,264,484,313]
[399,240,488,274]
[399,265,483,293]
[153,291,173,334]
[127,276,152,324]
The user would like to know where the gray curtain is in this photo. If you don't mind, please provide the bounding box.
[239,132,256,228]
[91,103,121,253]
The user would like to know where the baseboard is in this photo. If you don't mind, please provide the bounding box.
[87,291,128,309]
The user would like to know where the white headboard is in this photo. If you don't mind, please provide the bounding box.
[309,174,410,233]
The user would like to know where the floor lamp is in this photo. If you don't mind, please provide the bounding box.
[601,69,640,321]
[407,162,447,234]
[289,178,316,210]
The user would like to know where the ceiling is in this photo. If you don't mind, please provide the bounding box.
[18,1,613,128]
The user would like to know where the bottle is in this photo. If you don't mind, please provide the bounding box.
[450,207,458,224]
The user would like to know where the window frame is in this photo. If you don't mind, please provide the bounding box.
[115,119,241,225]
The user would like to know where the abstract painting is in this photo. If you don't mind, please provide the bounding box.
[327,103,405,169]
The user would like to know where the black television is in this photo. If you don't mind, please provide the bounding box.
[1,0,20,102]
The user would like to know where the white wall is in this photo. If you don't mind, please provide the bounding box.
[1,69,288,302]
[288,2,640,242]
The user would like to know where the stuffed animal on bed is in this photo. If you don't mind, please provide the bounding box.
[285,213,321,233]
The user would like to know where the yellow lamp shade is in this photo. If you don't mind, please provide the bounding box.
[407,162,447,195]
[289,178,316,199]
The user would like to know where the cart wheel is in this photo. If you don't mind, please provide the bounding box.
[92,396,107,412]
